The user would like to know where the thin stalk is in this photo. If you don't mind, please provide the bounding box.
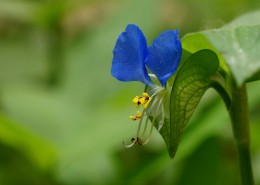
[229,82,254,185]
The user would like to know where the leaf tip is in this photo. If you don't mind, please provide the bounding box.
[168,144,179,159]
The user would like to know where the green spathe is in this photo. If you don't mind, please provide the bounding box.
[156,49,219,157]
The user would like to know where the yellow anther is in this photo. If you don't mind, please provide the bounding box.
[142,93,149,98]
[140,93,151,109]
[138,97,146,105]
[133,96,141,104]
[132,93,152,109]
[129,116,137,120]
[129,111,143,121]
[136,111,142,117]
[143,97,151,109]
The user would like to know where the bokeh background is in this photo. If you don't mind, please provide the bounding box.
[0,0,260,184]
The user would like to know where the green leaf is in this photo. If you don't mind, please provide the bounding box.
[204,25,260,85]
[166,49,219,157]
[182,10,260,86]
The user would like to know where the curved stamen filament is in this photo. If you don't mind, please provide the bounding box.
[158,99,165,131]
[147,86,160,95]
[140,96,160,137]
[150,87,165,98]
[142,96,164,145]
[123,109,146,147]
[122,139,136,148]
[123,87,167,147]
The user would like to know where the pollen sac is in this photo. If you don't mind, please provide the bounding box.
[132,96,141,107]
[142,93,151,108]
[132,93,151,109]
[129,111,143,121]
[131,137,143,145]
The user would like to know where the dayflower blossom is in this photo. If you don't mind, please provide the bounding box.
[111,24,182,147]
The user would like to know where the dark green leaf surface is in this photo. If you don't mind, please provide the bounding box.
[167,49,219,157]
[152,49,192,154]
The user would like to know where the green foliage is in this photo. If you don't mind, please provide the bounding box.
[161,50,219,157]
[0,0,260,184]
[182,11,260,86]
[158,10,260,160]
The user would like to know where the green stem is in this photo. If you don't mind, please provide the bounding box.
[229,82,254,185]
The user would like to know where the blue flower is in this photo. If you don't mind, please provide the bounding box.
[111,24,182,87]
[111,24,182,146]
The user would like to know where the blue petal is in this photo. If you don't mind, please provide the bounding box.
[145,30,182,86]
[111,24,153,86]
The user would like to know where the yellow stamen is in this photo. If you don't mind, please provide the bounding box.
[124,88,167,148]
[143,97,151,109]
[142,93,149,97]
[131,93,152,109]
[129,111,143,121]
[132,96,139,104]
[132,96,141,108]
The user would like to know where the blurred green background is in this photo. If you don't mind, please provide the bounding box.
[0,0,260,184]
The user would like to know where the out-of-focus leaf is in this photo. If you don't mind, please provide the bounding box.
[0,113,56,170]
[166,49,219,157]
[182,10,260,86]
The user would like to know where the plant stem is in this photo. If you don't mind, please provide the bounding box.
[229,82,254,185]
